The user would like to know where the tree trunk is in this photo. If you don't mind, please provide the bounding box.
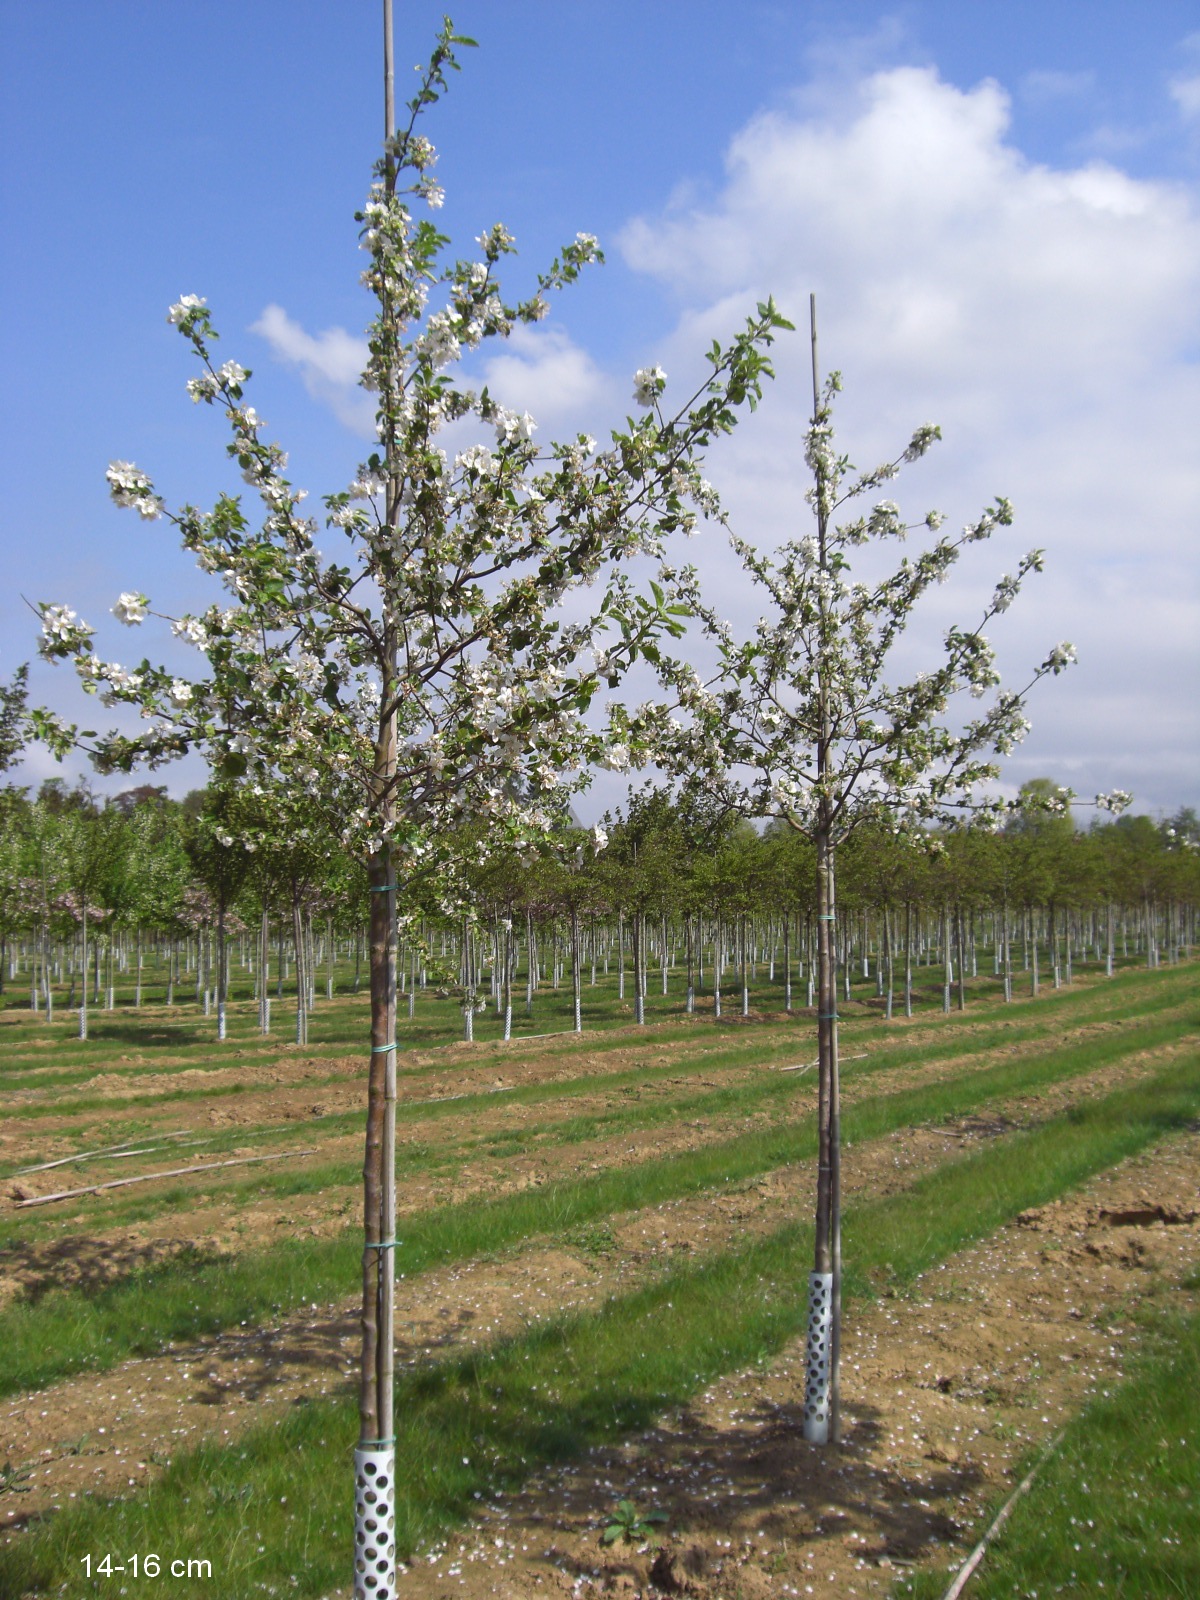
[78,901,88,1040]
[292,889,308,1045]
[882,904,893,1020]
[359,849,397,1481]
[804,822,840,1443]
[503,916,513,1040]
[216,894,228,1041]
[633,911,645,1025]
[571,907,582,1032]
[1002,896,1012,1002]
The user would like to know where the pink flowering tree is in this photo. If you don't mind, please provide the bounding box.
[31,18,790,1585]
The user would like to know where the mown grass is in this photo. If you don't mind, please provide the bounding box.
[2,1000,1195,1400]
[894,1271,1200,1600]
[3,1050,1198,1600]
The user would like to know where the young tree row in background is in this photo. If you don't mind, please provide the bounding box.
[3,773,1195,1024]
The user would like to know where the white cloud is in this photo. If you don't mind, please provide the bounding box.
[1169,72,1200,122]
[249,303,614,450]
[477,324,615,437]
[250,304,374,435]
[1019,68,1095,104]
[618,62,1200,813]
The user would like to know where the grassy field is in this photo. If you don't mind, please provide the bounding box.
[0,948,1196,1598]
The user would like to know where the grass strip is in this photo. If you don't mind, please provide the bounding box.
[4,1051,1199,1599]
[2,1009,1194,1397]
[895,1274,1200,1600]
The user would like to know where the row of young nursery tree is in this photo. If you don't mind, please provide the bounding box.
[3,773,1195,1032]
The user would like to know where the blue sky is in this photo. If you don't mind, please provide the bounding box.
[2,1,1198,819]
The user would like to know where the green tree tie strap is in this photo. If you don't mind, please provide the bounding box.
[371,1042,397,1053]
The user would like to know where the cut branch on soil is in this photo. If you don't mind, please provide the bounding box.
[15,1150,318,1208]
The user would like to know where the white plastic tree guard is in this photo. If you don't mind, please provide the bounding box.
[353,1444,397,1599]
[802,1270,834,1444]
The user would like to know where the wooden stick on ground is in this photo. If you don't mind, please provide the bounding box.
[777,1052,868,1073]
[15,1150,318,1208]
[941,1430,1065,1600]
[16,1138,211,1175]
[15,1130,195,1174]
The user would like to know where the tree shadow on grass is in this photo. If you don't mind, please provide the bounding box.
[71,1021,206,1048]
[3,1236,231,1306]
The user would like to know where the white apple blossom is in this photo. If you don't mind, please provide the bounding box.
[167,293,206,324]
[476,222,515,257]
[40,604,83,642]
[493,408,537,446]
[632,365,667,408]
[106,461,162,519]
[169,679,193,706]
[456,443,496,476]
[1096,789,1133,813]
[600,743,631,772]
[112,593,148,626]
[418,311,461,368]
[348,472,386,501]
[186,374,219,403]
[171,617,209,648]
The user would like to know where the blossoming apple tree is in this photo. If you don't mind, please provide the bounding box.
[639,296,1125,1446]
[31,16,790,1588]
